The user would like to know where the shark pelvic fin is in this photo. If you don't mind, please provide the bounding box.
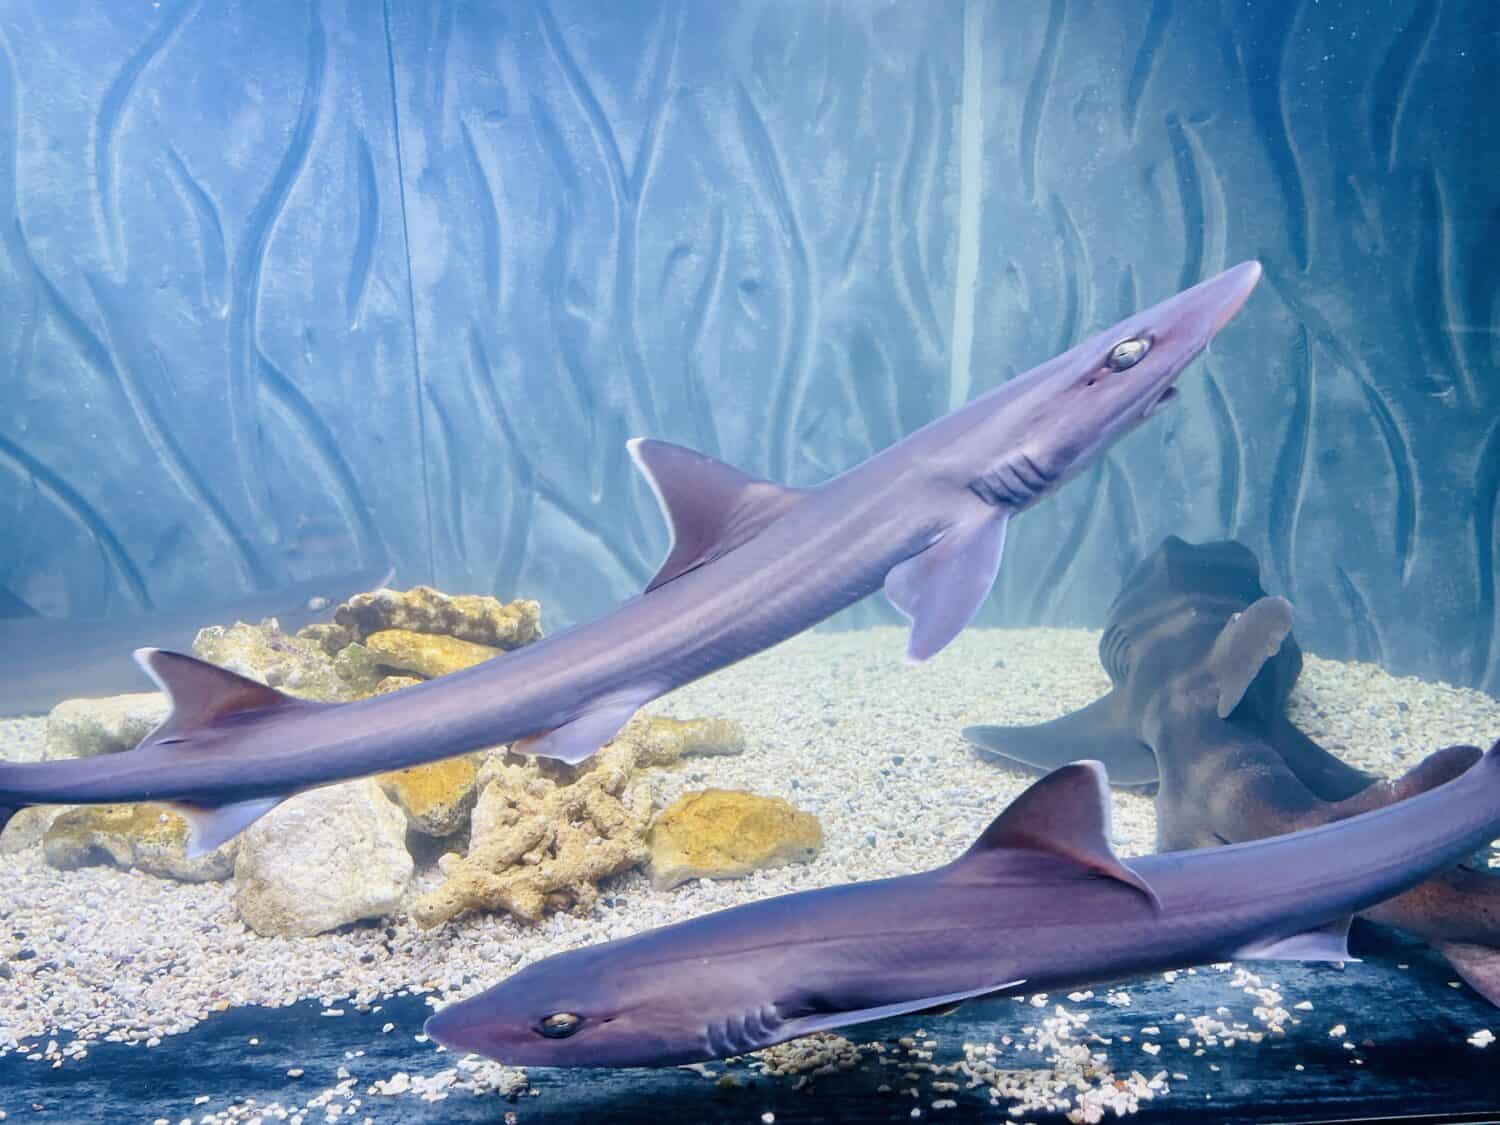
[134,648,304,742]
[627,438,807,593]
[1238,917,1356,963]
[884,514,1008,662]
[164,796,286,857]
[963,692,1159,791]
[963,760,1160,909]
[510,695,646,765]
[783,979,1026,1039]
[1208,596,1294,719]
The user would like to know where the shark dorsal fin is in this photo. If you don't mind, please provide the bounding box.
[963,761,1159,907]
[134,648,300,741]
[627,438,807,593]
[1209,595,1294,719]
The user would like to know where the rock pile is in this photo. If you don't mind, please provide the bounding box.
[8,584,824,941]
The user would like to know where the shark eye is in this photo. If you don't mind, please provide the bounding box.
[538,1012,582,1038]
[1105,337,1149,371]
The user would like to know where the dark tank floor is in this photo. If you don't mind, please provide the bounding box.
[4,927,1497,1124]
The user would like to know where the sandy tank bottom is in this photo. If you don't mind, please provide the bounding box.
[2,625,1499,1123]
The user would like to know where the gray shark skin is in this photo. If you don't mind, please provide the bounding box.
[0,564,393,718]
[0,263,1262,853]
[424,744,1500,1067]
[964,536,1500,1006]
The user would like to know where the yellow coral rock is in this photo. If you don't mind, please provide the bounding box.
[648,789,822,890]
[334,586,542,649]
[43,804,236,882]
[379,753,486,837]
[364,629,500,678]
[627,716,746,766]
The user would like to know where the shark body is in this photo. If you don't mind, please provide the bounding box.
[0,564,392,718]
[424,744,1500,1067]
[965,536,1500,1005]
[0,263,1262,851]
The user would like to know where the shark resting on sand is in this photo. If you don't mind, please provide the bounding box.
[0,263,1263,854]
[0,564,392,719]
[424,744,1500,1066]
[965,536,1500,1005]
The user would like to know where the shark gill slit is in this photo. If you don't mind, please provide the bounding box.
[969,457,1040,508]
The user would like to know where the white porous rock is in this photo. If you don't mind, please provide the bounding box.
[43,693,169,760]
[232,781,413,937]
[0,807,68,854]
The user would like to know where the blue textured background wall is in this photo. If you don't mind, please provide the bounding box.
[0,0,1496,690]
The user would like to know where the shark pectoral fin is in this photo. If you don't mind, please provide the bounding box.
[884,514,1008,663]
[1433,941,1500,1008]
[1238,917,1357,963]
[134,648,306,743]
[963,692,1159,791]
[511,696,646,765]
[1208,596,1295,719]
[962,760,1161,909]
[784,979,1026,1039]
[627,438,808,593]
[165,796,285,857]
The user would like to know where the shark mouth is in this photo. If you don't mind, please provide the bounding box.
[1141,385,1179,419]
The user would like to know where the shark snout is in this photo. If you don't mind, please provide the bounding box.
[424,1004,486,1055]
[1204,260,1263,333]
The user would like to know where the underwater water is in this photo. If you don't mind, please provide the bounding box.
[0,0,1497,1121]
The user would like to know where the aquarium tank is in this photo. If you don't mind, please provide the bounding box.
[0,1,1496,1122]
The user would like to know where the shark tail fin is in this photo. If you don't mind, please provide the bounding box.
[1321,743,1482,821]
[963,691,1159,791]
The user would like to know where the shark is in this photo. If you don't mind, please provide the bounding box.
[963,535,1373,797]
[964,536,1500,1005]
[0,564,393,718]
[0,262,1263,853]
[423,743,1500,1067]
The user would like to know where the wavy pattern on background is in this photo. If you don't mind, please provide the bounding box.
[1370,0,1439,171]
[94,0,201,272]
[1475,418,1500,686]
[0,433,150,609]
[84,273,268,589]
[733,79,817,484]
[0,0,1494,695]
[226,1,328,543]
[1267,324,1313,601]
[1200,368,1243,534]
[1240,0,1311,272]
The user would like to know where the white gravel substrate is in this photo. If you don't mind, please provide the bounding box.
[2,625,1499,1116]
